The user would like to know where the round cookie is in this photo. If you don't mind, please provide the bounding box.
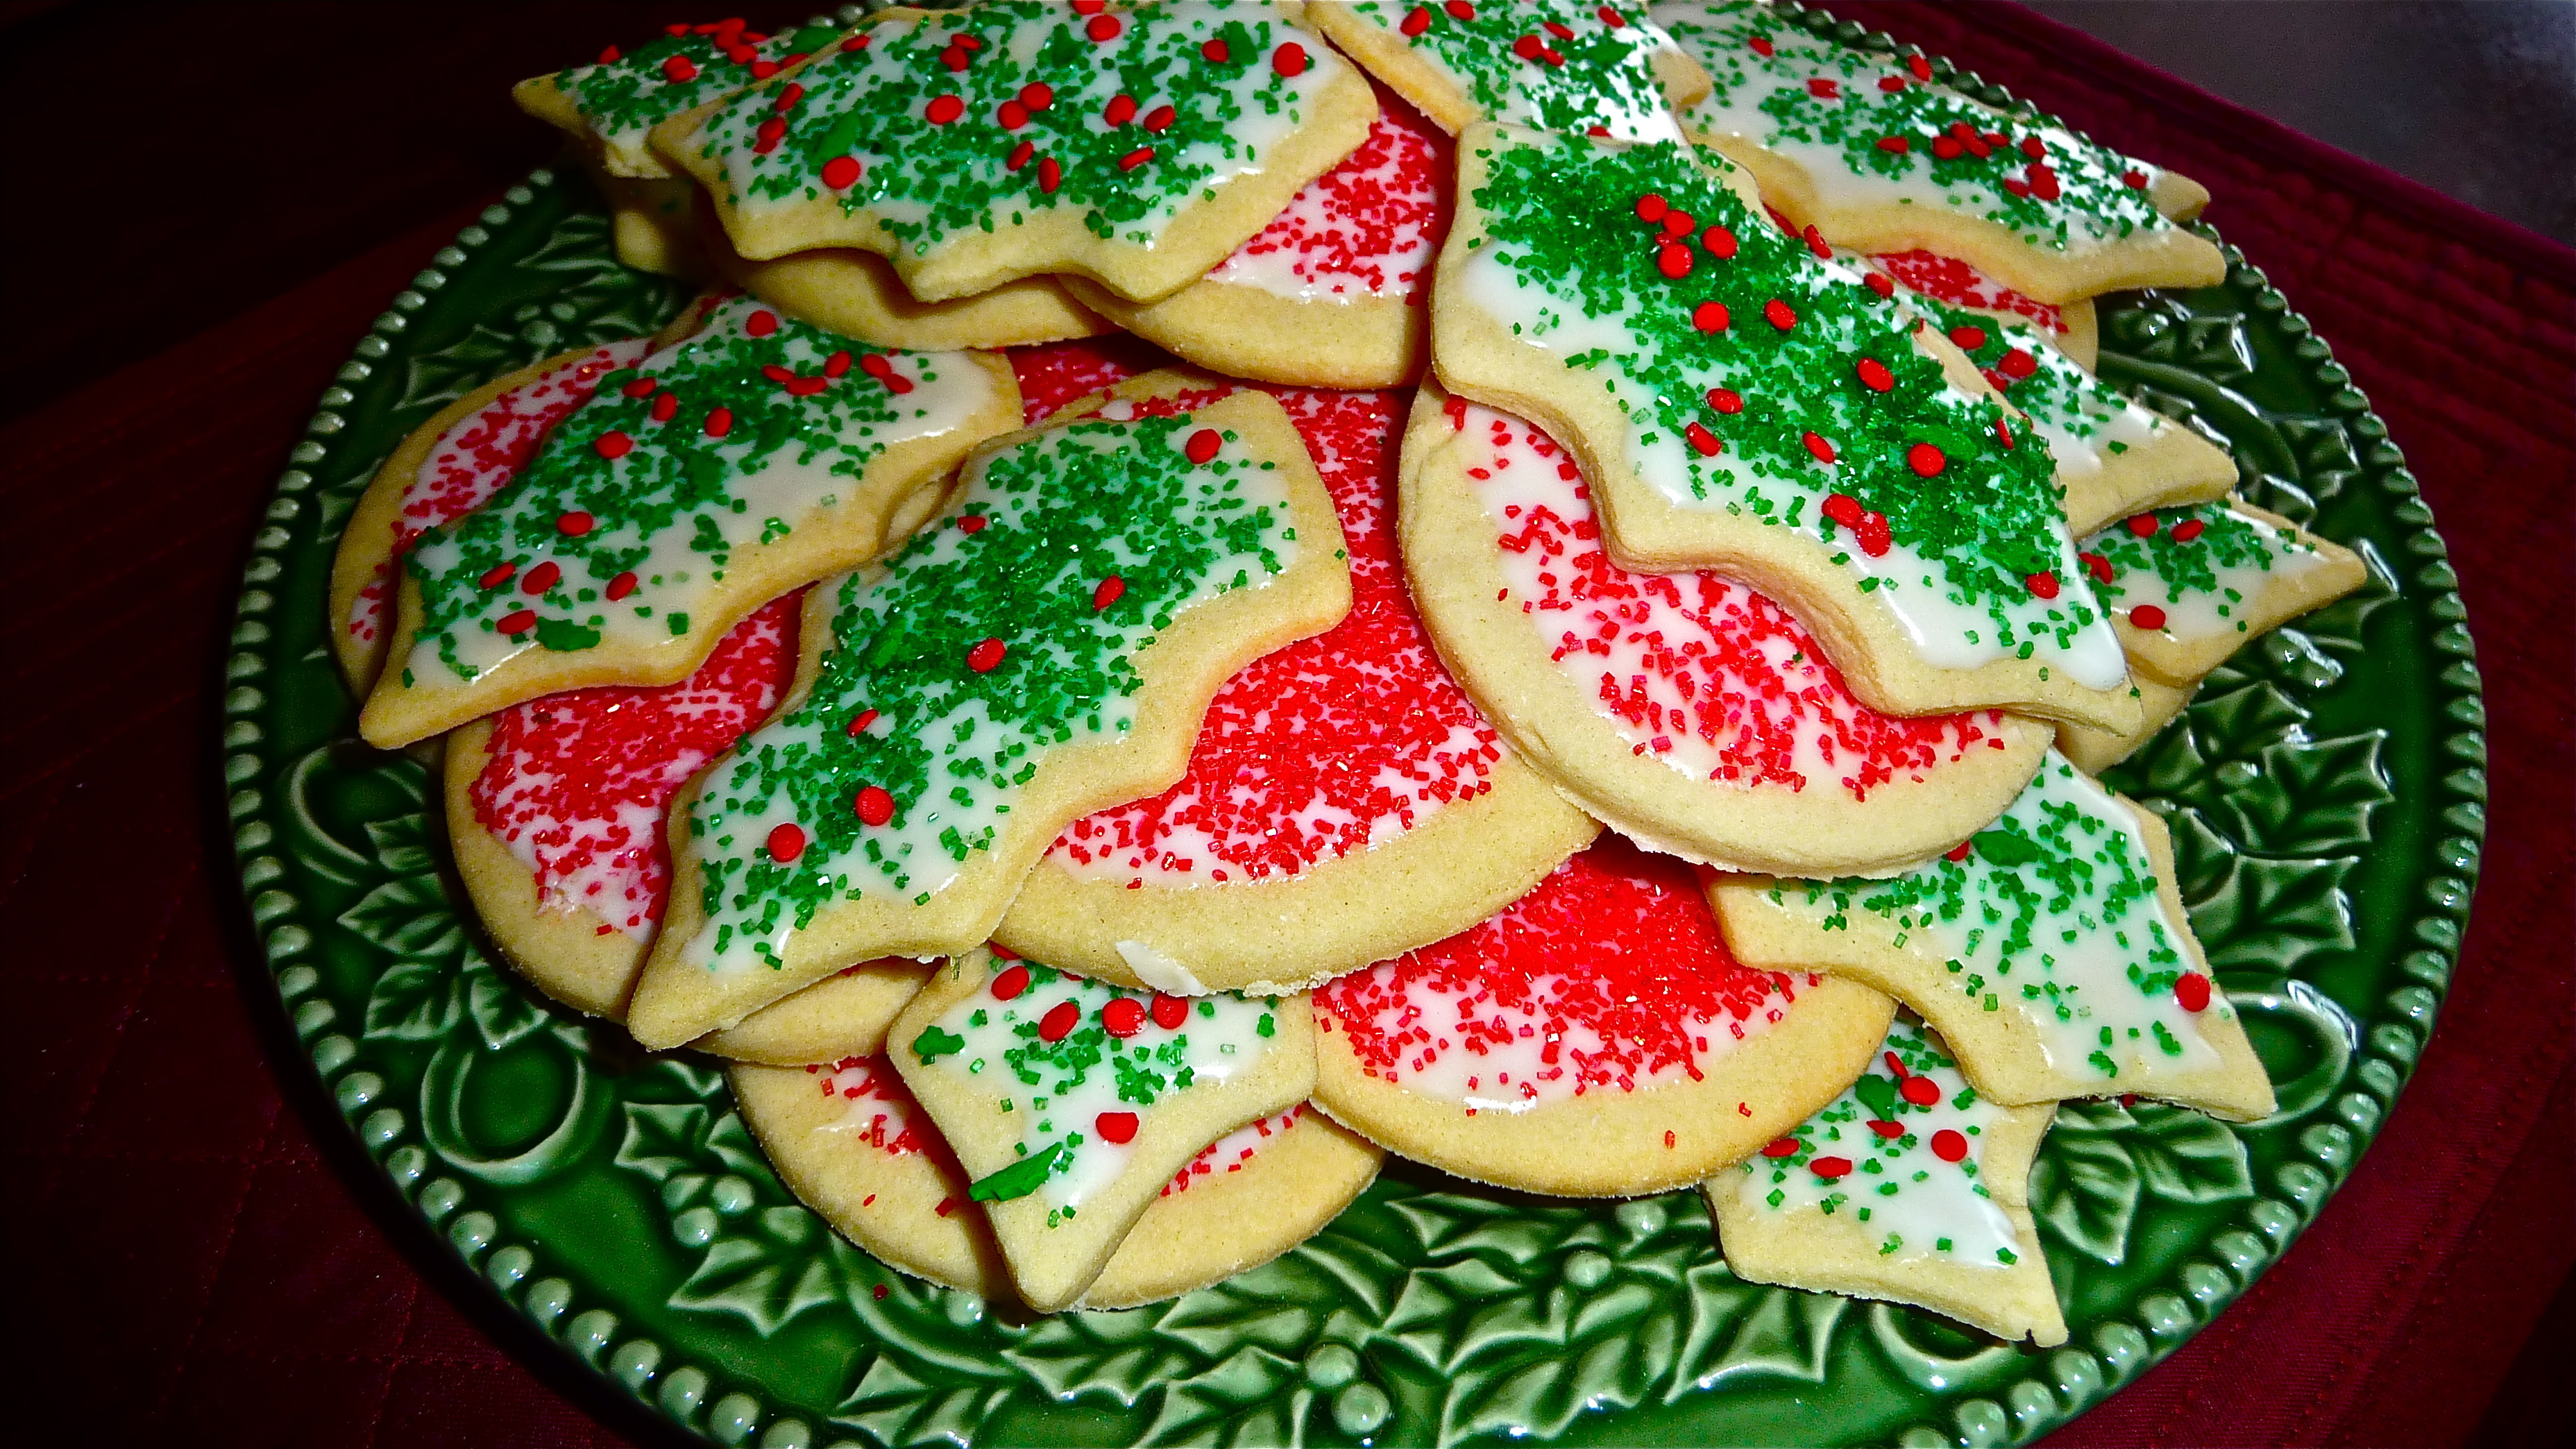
[1062,90,1449,387]
[1312,836,1895,1197]
[999,380,1600,995]
[734,1056,1380,1308]
[1401,387,2053,876]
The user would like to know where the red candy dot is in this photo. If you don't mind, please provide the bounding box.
[2127,514,2160,537]
[1864,271,1895,298]
[1185,427,1222,464]
[1822,493,1864,528]
[2124,169,2150,189]
[704,406,734,438]
[1867,1119,1904,1139]
[1908,53,1934,80]
[1006,139,1035,171]
[1706,387,1744,414]
[1094,1110,1139,1144]
[520,561,561,595]
[621,376,658,398]
[1151,994,1189,1029]
[1093,575,1126,611]
[1856,357,1894,392]
[498,609,537,636]
[606,572,637,601]
[1691,300,1729,332]
[1875,135,1910,153]
[1038,157,1062,193]
[598,44,620,63]
[1806,76,1838,99]
[1946,839,1974,861]
[1117,145,1155,172]
[1810,1156,1854,1180]
[1906,442,1947,477]
[1634,192,1668,223]
[2130,604,2168,630]
[1101,997,1146,1037]
[479,562,518,590]
[855,786,895,826]
[967,637,1007,672]
[1086,12,1122,41]
[957,513,988,534]
[2173,518,2208,543]
[991,964,1031,1000]
[1598,5,1627,25]
[1856,511,1892,557]
[767,823,806,863]
[743,310,777,337]
[2026,570,2062,600]
[1401,6,1432,37]
[1104,92,1137,126]
[1143,104,1176,133]
[1038,1000,1081,1042]
[662,54,697,83]
[1446,0,1476,17]
[2080,550,2114,583]
[1702,223,1738,258]
[847,707,879,736]
[2176,972,2213,1012]
[1272,41,1307,76]
[1931,1129,1969,1162]
[1949,324,1988,351]
[1763,297,1797,330]
[1684,422,1722,457]
[1020,82,1054,110]
[651,392,679,422]
[1801,430,1836,464]
[1201,37,1230,63]
[1761,1137,1800,1158]
[924,94,964,124]
[1999,348,2038,380]
[594,430,633,459]
[1900,1075,1942,1106]
[1656,244,1692,280]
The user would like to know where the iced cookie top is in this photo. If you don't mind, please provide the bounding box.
[564,17,839,155]
[1339,0,1694,142]
[1445,398,2015,795]
[2081,502,2333,643]
[469,593,799,938]
[1316,837,1811,1110]
[1655,0,2184,257]
[1733,1018,2019,1267]
[684,1,1353,252]
[679,402,1303,974]
[1051,388,1502,888]
[1454,127,2122,684]
[1762,752,2232,1087]
[908,958,1283,1217]
[1882,280,2167,484]
[1205,97,1450,304]
[351,341,649,649]
[1164,1105,1305,1196]
[398,295,992,689]
[813,1053,938,1158]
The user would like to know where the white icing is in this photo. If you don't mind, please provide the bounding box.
[1117,940,1211,996]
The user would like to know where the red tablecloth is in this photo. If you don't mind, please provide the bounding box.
[6,3,2568,1445]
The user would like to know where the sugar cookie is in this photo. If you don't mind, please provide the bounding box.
[888,952,1316,1311]
[1656,1,2224,305]
[736,1056,1379,1306]
[654,3,1379,304]
[702,196,1115,352]
[595,172,709,278]
[1861,262,2236,535]
[627,380,1353,1047]
[1435,124,2139,732]
[361,294,1020,748]
[1867,248,2096,371]
[441,592,933,1063]
[2058,499,2367,770]
[1710,1017,2065,1346]
[1314,837,1895,1196]
[1402,387,2050,875]
[1712,751,2277,1120]
[1061,89,1450,387]
[1305,1,1710,141]
[1001,381,1598,993]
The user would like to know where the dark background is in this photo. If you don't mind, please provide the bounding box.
[2,3,2568,1446]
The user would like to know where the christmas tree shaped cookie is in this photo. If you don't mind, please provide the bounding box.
[625,378,1352,1048]
[1866,264,2237,534]
[332,336,659,695]
[734,1056,1378,1306]
[1306,0,1711,140]
[2058,500,2366,770]
[1003,380,1598,994]
[1711,750,2276,1119]
[444,592,933,1063]
[360,294,1021,748]
[652,2,1379,305]
[887,952,1317,1311]
[1709,1017,2065,1346]
[1062,89,1453,387]
[1402,386,2052,875]
[1654,1,2223,303]
[1313,836,1894,1197]
[1435,124,2138,731]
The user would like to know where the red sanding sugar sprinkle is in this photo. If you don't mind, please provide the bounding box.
[1316,837,1809,1096]
[1866,249,2065,334]
[1213,91,1450,304]
[1049,388,1502,886]
[1003,335,1171,424]
[468,593,802,934]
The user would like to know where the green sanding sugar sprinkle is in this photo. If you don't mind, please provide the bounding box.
[1468,132,2094,649]
[1345,0,1686,140]
[688,410,1294,967]
[1659,1,2173,253]
[2085,502,2311,607]
[403,296,942,682]
[564,18,842,144]
[695,1,1330,252]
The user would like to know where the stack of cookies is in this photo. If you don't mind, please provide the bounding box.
[331,1,2366,1340]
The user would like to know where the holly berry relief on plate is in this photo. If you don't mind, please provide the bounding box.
[226,3,2480,1446]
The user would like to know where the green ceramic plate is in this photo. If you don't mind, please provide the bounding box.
[221,11,2484,1447]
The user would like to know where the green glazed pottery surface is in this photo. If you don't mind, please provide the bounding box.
[220,8,2484,1445]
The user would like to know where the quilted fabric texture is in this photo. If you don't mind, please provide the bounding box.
[3,3,2566,1446]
